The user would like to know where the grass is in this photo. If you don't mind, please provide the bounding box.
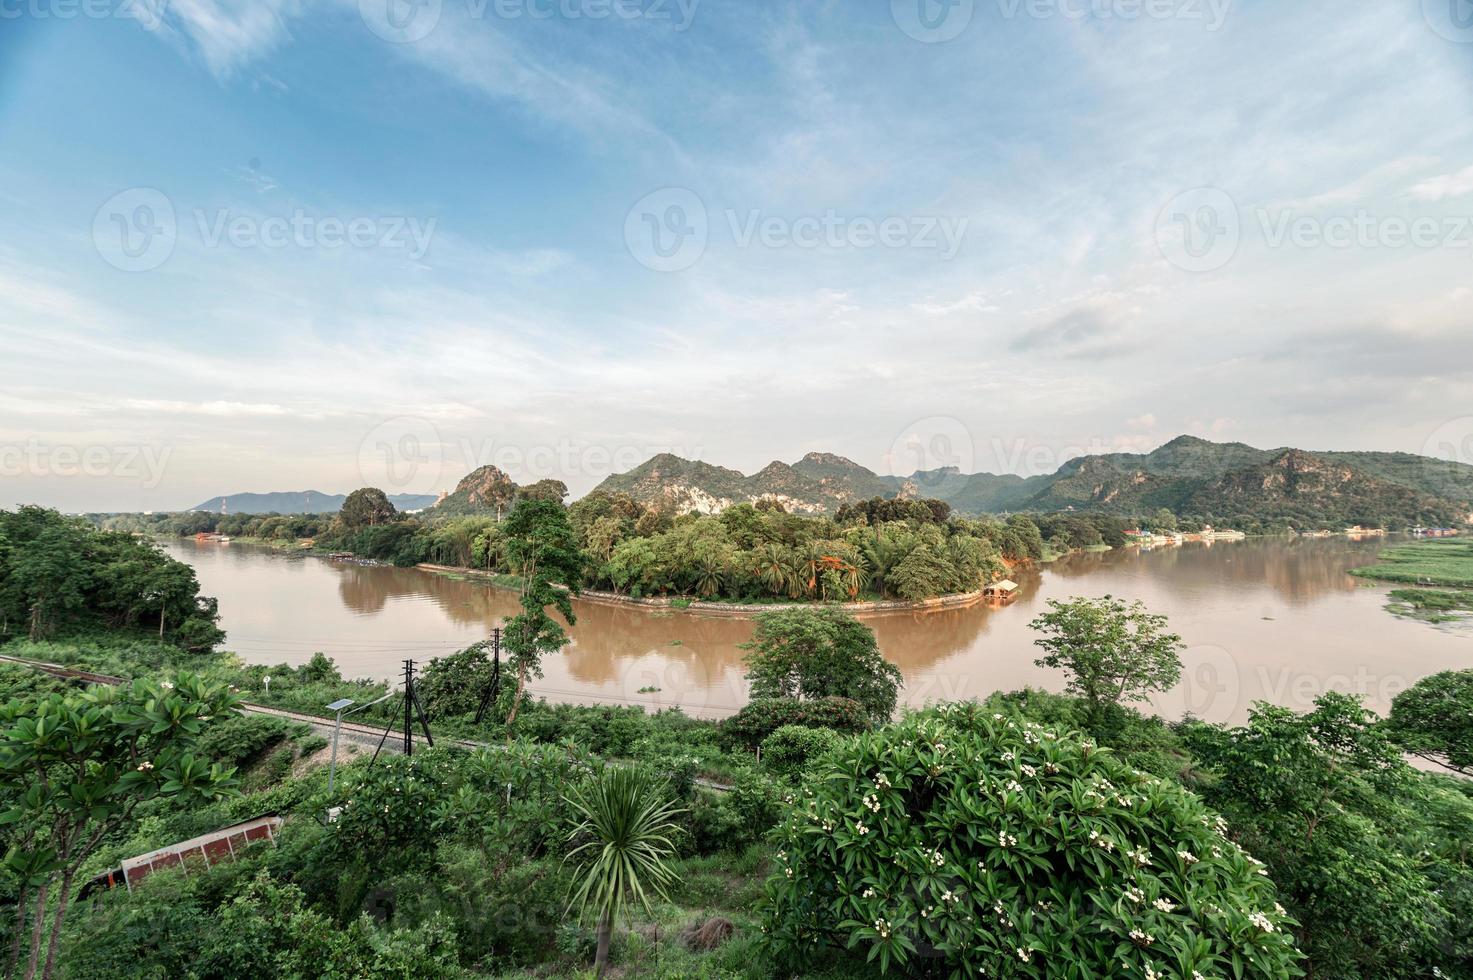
[1386,588,1473,625]
[1350,538,1473,588]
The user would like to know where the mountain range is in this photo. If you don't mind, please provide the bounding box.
[191,490,440,515]
[589,436,1473,526]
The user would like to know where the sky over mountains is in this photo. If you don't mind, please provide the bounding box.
[2,1,1472,511]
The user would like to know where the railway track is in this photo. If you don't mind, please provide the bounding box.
[0,653,735,790]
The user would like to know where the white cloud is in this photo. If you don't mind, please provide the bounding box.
[1407,165,1473,202]
[156,0,300,78]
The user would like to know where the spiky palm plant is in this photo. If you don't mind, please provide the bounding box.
[753,543,791,597]
[694,554,725,598]
[564,767,686,977]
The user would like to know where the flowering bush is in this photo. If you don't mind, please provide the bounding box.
[762,704,1304,978]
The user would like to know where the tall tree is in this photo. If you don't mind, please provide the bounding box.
[1029,595,1184,723]
[741,607,901,724]
[501,499,585,727]
[1386,669,1473,774]
[339,487,397,529]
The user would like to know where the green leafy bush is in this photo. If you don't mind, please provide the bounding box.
[720,696,869,751]
[763,703,1303,977]
[196,713,295,768]
[417,643,497,720]
[760,725,842,780]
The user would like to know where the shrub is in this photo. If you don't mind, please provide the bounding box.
[684,769,784,855]
[196,713,294,768]
[763,703,1303,977]
[759,725,842,780]
[720,696,869,751]
[417,643,496,720]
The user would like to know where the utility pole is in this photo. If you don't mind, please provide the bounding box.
[472,627,503,725]
[403,660,414,756]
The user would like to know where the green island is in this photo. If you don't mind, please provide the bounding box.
[5,503,1473,979]
[1351,538,1473,588]
[101,492,1157,606]
[1351,539,1473,624]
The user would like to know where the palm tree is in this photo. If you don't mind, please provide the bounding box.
[694,554,725,598]
[836,545,870,599]
[782,552,809,599]
[752,543,790,597]
[565,767,686,977]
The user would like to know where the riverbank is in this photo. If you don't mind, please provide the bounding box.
[415,562,1001,617]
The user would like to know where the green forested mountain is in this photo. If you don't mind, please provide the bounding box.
[590,435,1473,527]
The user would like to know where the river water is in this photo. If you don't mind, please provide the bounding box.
[164,536,1470,725]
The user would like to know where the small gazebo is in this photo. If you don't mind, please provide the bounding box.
[983,579,1019,601]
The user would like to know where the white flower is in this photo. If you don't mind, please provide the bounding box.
[1152,898,1175,913]
[855,821,869,836]
[1248,912,1275,933]
[135,761,154,772]
[862,888,876,898]
[1020,764,1037,778]
[1124,886,1145,904]
[1128,847,1151,867]
[1177,849,1199,865]
[929,849,945,868]
[998,831,1018,848]
[1016,947,1032,963]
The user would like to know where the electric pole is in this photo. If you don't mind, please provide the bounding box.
[472,627,503,725]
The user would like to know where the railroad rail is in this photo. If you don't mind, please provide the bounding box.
[0,652,735,790]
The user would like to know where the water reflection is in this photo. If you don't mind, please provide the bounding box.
[167,536,1469,726]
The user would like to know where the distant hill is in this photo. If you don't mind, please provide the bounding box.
[595,452,905,515]
[431,465,521,516]
[589,435,1473,527]
[192,490,440,515]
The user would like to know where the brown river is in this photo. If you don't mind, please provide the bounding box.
[165,536,1470,726]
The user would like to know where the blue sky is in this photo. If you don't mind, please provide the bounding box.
[2,0,1473,510]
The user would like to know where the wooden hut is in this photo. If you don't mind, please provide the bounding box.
[983,580,1020,601]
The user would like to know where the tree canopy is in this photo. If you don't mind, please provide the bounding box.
[741,608,901,724]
